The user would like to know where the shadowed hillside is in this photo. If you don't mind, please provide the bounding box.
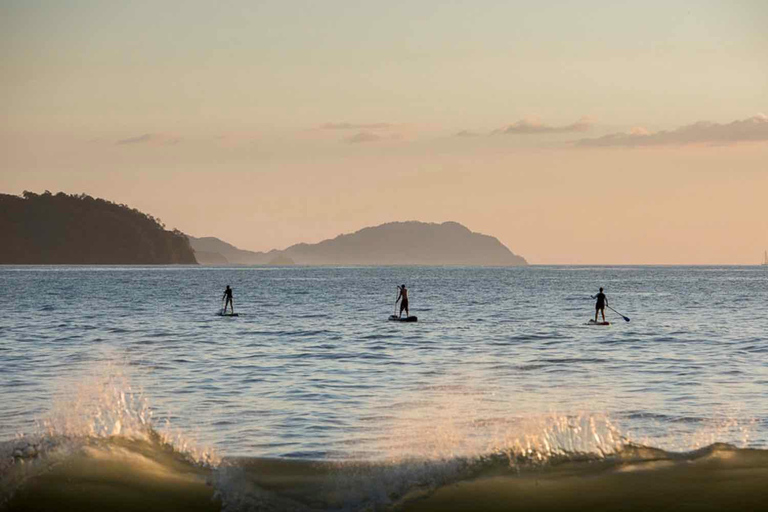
[188,236,285,265]
[190,221,527,266]
[0,192,196,264]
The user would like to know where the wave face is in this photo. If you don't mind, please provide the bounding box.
[2,265,768,510]
[3,435,768,511]
[1,376,766,511]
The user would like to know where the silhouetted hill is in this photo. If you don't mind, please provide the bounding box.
[188,236,279,265]
[283,221,526,265]
[189,221,527,266]
[0,192,196,264]
[193,250,229,265]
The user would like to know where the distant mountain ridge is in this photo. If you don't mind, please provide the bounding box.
[190,221,527,266]
[0,192,526,266]
[188,236,286,265]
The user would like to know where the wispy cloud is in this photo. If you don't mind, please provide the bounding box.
[116,133,180,146]
[315,122,403,143]
[116,134,154,145]
[320,122,392,131]
[496,117,592,135]
[455,130,480,137]
[576,114,768,147]
[345,131,385,144]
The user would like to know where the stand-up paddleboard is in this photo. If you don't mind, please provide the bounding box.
[217,312,239,317]
[389,315,417,322]
[587,319,610,326]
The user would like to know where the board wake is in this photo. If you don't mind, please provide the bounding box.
[389,315,417,322]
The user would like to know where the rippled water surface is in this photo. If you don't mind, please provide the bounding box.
[1,266,767,458]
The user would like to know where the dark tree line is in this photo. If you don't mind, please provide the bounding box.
[0,191,197,264]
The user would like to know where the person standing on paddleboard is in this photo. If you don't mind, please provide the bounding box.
[396,284,409,318]
[222,285,234,314]
[593,287,607,323]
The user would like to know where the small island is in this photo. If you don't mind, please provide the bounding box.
[0,192,196,264]
[191,221,527,266]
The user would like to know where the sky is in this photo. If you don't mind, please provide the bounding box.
[1,0,767,264]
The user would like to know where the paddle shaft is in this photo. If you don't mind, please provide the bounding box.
[394,287,399,316]
[606,305,630,322]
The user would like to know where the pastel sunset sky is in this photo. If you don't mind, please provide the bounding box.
[2,1,767,264]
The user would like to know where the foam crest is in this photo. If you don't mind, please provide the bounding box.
[369,393,628,464]
[486,413,626,463]
[39,365,153,440]
[17,361,220,468]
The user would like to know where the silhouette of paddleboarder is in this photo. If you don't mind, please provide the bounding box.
[593,287,607,323]
[222,285,234,315]
[396,284,409,318]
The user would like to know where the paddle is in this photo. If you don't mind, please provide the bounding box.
[607,305,630,322]
[393,286,400,317]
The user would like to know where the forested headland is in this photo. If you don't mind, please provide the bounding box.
[0,192,196,264]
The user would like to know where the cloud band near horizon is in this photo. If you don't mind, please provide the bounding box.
[576,114,768,147]
[116,133,181,146]
[496,118,592,135]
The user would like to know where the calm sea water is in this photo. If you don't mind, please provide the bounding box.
[2,265,766,457]
[2,266,768,510]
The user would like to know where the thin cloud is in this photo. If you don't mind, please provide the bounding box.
[320,122,392,131]
[576,114,768,147]
[116,133,180,146]
[117,134,153,145]
[455,130,480,137]
[345,131,384,144]
[496,117,592,135]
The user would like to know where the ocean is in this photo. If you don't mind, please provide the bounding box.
[1,265,767,511]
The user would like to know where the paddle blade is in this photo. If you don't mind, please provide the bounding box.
[607,306,630,322]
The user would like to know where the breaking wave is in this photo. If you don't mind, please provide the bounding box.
[2,368,767,511]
